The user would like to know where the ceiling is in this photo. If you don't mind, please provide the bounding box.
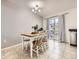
[2,0,76,17]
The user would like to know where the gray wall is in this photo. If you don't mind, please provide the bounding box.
[1,1,42,49]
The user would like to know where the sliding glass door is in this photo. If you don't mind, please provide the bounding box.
[48,17,60,41]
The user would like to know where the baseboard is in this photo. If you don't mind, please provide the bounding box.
[1,43,22,51]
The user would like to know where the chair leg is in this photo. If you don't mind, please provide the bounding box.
[25,42,28,50]
[41,45,44,52]
[36,46,39,57]
[43,44,46,51]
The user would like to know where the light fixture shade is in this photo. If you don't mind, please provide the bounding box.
[32,8,35,12]
[38,9,41,12]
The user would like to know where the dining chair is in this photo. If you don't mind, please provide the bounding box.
[23,37,30,51]
[32,35,44,57]
[42,35,48,50]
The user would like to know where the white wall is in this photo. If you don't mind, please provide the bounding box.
[1,3,42,48]
[65,8,77,43]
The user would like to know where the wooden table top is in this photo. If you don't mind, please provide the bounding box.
[21,32,46,37]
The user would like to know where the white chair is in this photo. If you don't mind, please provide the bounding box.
[42,35,48,51]
[22,37,30,51]
[32,35,44,57]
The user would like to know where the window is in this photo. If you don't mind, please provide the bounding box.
[55,17,59,24]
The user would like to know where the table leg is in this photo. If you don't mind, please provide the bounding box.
[30,40,33,58]
[22,37,24,51]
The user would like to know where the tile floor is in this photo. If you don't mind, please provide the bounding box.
[1,40,77,59]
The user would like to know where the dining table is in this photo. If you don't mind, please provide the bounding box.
[21,32,46,58]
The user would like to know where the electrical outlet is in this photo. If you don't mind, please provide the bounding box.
[4,40,6,43]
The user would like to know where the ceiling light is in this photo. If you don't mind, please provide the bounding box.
[32,4,41,14]
[29,0,43,14]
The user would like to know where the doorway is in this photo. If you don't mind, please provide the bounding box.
[48,17,61,41]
